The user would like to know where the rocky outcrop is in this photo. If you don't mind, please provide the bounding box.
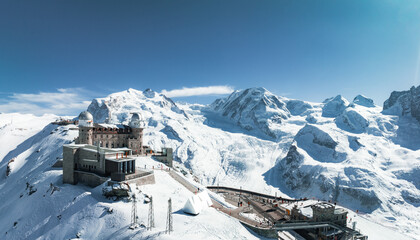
[87,99,111,123]
[353,95,375,108]
[383,85,420,122]
[277,145,312,191]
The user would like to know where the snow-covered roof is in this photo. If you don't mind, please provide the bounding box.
[95,123,128,129]
[334,208,347,215]
[299,207,313,218]
[78,111,93,120]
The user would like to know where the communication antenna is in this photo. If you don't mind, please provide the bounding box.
[166,198,173,234]
[130,194,138,229]
[147,196,155,230]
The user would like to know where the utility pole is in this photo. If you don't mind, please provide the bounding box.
[147,196,154,230]
[166,198,173,234]
[130,194,138,229]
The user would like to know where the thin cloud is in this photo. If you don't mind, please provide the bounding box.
[0,88,94,116]
[161,86,234,98]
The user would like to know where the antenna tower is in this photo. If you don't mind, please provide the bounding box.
[130,194,138,229]
[147,196,155,230]
[166,198,173,234]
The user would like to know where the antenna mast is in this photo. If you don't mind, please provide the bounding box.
[166,198,173,234]
[147,196,155,230]
[130,193,138,229]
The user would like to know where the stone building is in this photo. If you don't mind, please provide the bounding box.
[63,144,155,187]
[290,202,348,227]
[63,110,173,187]
[76,111,145,155]
[311,202,347,227]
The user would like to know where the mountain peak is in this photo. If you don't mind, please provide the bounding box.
[210,87,290,138]
[322,95,349,118]
[353,94,375,107]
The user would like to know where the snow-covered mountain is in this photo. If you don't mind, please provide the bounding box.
[209,87,290,139]
[0,87,419,239]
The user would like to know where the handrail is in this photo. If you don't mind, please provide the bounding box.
[207,186,300,202]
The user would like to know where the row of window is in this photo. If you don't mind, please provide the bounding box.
[81,164,96,170]
[93,141,141,148]
[95,128,132,133]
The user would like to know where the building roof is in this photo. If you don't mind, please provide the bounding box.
[95,123,129,129]
[311,202,335,209]
[78,111,93,121]
[334,208,348,215]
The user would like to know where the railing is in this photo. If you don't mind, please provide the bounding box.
[207,186,300,202]
[111,171,152,182]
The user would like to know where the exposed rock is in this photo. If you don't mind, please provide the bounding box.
[87,99,111,123]
[277,145,312,191]
[348,136,364,151]
[383,85,420,122]
[353,95,375,107]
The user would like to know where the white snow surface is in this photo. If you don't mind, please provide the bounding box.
[0,87,419,239]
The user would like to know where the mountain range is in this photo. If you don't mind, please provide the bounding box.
[0,86,419,239]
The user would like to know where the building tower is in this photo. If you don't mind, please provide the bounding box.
[129,113,145,155]
[77,111,94,145]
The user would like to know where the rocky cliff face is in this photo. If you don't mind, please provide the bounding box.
[383,85,420,122]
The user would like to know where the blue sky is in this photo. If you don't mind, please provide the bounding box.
[1,0,420,115]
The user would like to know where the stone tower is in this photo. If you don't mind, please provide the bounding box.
[78,111,94,145]
[129,113,145,154]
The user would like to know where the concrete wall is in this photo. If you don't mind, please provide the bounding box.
[240,221,278,239]
[74,171,108,187]
[126,172,155,186]
[153,148,173,167]
[63,146,76,184]
[78,148,105,175]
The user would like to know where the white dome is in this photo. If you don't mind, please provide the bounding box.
[78,111,94,127]
[78,111,93,121]
[129,113,145,128]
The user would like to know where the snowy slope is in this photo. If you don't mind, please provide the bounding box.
[1,87,419,239]
[81,88,419,239]
[0,115,267,239]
